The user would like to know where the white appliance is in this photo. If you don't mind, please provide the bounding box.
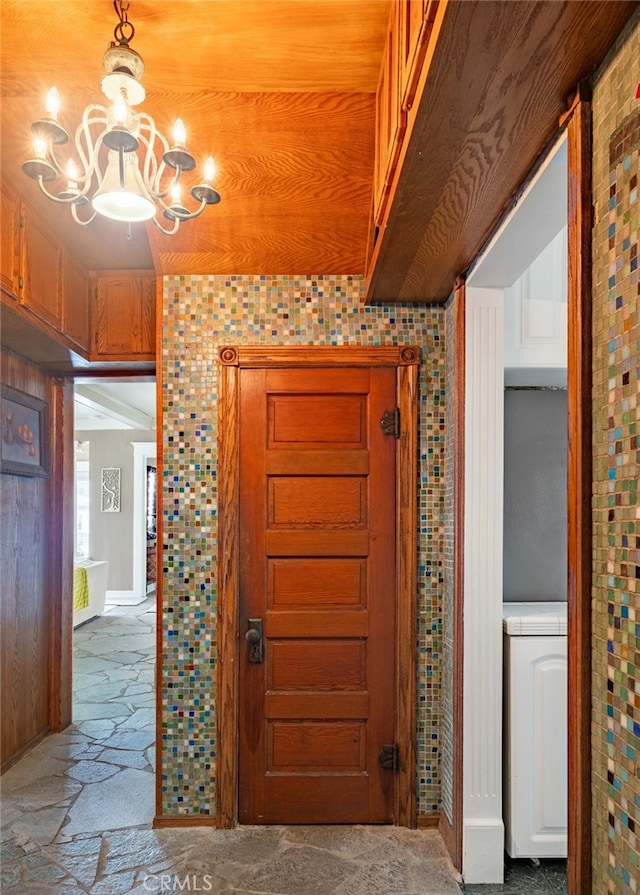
[503,601,567,858]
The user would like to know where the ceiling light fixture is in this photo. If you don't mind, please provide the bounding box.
[22,0,220,235]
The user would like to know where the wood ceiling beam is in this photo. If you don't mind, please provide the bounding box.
[366,0,638,304]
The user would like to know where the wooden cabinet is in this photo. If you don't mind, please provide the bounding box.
[399,0,438,111]
[62,251,90,353]
[373,1,439,227]
[20,209,63,330]
[1,182,22,298]
[1,179,154,366]
[92,271,156,359]
[374,2,405,226]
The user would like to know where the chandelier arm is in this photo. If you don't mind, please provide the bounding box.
[35,175,87,205]
[46,142,92,199]
[137,114,170,192]
[168,196,209,221]
[149,162,175,200]
[138,138,172,201]
[137,129,160,190]
[41,144,68,177]
[150,214,181,236]
[70,202,98,227]
[74,105,110,182]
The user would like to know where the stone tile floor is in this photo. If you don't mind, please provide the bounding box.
[1,597,566,894]
[0,597,464,894]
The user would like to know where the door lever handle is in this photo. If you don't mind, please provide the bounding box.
[245,618,263,663]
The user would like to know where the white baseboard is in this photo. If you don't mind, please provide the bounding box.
[463,818,505,884]
[105,590,147,606]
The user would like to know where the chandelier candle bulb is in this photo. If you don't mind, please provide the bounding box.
[113,94,128,126]
[45,87,60,119]
[204,157,216,183]
[33,137,47,160]
[65,159,79,188]
[173,118,186,147]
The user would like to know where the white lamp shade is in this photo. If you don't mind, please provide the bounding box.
[92,150,156,222]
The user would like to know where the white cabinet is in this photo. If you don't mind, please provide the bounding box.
[504,228,567,375]
[503,602,567,858]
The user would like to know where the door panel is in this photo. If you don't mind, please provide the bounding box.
[238,364,397,824]
[268,558,366,608]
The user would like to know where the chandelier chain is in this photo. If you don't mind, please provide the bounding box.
[112,0,135,47]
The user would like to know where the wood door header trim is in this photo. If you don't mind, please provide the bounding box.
[218,345,420,367]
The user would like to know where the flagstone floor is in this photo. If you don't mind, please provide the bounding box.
[0,598,565,894]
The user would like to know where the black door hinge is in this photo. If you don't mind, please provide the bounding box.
[378,743,399,773]
[380,408,400,438]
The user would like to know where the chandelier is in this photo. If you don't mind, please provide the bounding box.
[22,0,220,235]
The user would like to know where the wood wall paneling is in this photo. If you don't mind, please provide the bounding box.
[1,351,52,770]
[47,376,75,734]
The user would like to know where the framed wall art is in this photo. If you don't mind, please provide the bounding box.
[101,466,121,512]
[0,386,48,477]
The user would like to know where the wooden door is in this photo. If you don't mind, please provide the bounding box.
[238,364,397,824]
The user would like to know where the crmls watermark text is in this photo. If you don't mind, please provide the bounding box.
[143,874,215,892]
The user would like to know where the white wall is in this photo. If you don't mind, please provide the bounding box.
[76,429,155,591]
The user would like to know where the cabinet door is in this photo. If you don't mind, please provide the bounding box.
[139,274,156,356]
[399,0,438,112]
[20,211,63,329]
[93,272,156,358]
[373,3,405,226]
[1,183,21,298]
[62,251,90,353]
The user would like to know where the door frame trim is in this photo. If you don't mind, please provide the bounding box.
[565,87,592,895]
[216,345,420,827]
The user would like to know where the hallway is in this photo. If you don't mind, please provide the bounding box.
[0,599,464,894]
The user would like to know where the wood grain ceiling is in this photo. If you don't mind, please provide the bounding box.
[1,1,637,297]
[0,0,390,275]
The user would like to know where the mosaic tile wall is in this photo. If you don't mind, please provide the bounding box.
[160,274,446,817]
[592,14,640,894]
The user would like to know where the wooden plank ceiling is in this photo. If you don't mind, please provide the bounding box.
[0,0,390,275]
[1,1,637,294]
